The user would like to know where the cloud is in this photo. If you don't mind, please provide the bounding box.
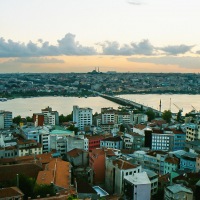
[15,57,65,64]
[57,33,96,55]
[127,56,200,69]
[159,45,194,55]
[127,0,143,5]
[100,39,155,55]
[0,33,97,57]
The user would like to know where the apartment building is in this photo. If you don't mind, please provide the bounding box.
[0,110,12,129]
[100,136,123,149]
[124,172,151,200]
[41,106,59,126]
[73,105,93,130]
[186,123,200,141]
[105,158,142,195]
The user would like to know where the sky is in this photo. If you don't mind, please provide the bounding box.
[0,0,200,73]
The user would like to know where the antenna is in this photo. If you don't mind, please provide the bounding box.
[170,98,171,111]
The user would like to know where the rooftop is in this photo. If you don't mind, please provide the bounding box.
[167,184,193,194]
[124,172,151,185]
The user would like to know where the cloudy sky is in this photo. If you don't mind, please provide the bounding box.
[0,0,200,73]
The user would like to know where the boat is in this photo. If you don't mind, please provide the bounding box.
[0,98,7,102]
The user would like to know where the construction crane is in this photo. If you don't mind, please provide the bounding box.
[191,105,198,113]
[173,103,183,113]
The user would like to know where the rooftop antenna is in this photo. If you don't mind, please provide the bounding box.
[170,98,171,111]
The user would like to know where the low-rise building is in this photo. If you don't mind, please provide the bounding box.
[100,136,123,149]
[164,156,179,174]
[164,184,193,200]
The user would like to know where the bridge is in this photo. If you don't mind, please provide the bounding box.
[100,94,162,116]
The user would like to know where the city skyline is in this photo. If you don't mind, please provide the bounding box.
[0,0,200,73]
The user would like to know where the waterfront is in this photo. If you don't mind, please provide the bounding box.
[0,94,199,117]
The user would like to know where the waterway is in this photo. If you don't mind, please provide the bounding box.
[0,95,199,117]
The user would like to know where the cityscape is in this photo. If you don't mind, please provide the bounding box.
[0,82,200,199]
[1,0,200,200]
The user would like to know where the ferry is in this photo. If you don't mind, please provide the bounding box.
[0,98,7,102]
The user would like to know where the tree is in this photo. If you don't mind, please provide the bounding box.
[26,116,33,122]
[162,110,172,123]
[13,115,22,125]
[145,109,155,122]
[119,124,125,132]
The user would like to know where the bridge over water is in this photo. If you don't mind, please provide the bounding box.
[100,94,162,116]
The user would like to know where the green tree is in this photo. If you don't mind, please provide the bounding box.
[34,184,55,198]
[13,115,22,125]
[162,110,172,123]
[26,116,33,122]
[119,124,125,132]
[145,109,155,122]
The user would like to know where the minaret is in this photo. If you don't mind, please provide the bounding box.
[159,99,162,112]
[98,67,100,73]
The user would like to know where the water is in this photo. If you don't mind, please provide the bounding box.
[0,95,199,117]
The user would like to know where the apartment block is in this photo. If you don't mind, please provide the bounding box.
[73,105,93,130]
[0,110,12,129]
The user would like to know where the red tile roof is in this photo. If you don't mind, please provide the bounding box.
[66,148,84,158]
[113,159,138,170]
[37,158,70,189]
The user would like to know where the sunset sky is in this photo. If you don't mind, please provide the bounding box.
[0,0,200,73]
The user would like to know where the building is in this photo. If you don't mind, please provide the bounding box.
[105,158,142,195]
[164,184,193,200]
[124,172,151,200]
[65,148,88,167]
[89,148,106,184]
[73,105,93,130]
[186,123,200,141]
[123,132,144,150]
[100,136,123,149]
[41,106,59,126]
[21,125,50,153]
[143,151,168,175]
[179,152,198,172]
[196,155,200,172]
[164,156,179,174]
[0,110,12,129]
[17,139,42,157]
[143,169,158,195]
[86,135,104,151]
[33,113,44,126]
[185,139,200,154]
[151,129,174,151]
[133,113,148,124]
[36,158,72,193]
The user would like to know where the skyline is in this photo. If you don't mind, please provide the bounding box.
[1,0,200,73]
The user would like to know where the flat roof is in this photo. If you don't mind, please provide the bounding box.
[124,172,151,185]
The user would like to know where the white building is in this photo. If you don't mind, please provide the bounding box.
[124,172,151,200]
[105,158,142,195]
[41,106,59,126]
[73,105,93,130]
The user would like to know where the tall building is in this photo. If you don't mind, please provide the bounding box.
[41,106,59,126]
[0,110,12,129]
[73,105,92,130]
